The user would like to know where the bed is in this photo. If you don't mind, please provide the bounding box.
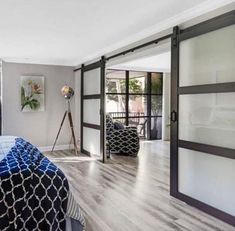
[0,136,85,231]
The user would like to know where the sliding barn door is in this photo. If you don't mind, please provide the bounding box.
[171,11,235,225]
[81,58,106,162]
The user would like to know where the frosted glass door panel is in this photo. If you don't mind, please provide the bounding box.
[83,127,100,156]
[83,99,100,125]
[179,93,235,149]
[179,25,235,87]
[179,148,235,216]
[84,68,100,95]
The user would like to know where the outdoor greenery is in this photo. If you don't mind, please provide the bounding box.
[151,75,162,94]
[151,76,162,116]
[106,78,143,101]
[106,73,162,116]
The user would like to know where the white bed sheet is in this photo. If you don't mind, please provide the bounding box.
[0,136,17,161]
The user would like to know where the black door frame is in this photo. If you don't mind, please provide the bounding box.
[81,57,106,163]
[170,10,235,226]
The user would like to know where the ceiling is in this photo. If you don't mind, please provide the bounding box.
[0,0,233,66]
[111,52,171,73]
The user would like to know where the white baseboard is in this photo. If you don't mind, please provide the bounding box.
[38,144,72,152]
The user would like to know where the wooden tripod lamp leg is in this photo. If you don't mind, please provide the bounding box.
[68,111,78,155]
[51,111,68,152]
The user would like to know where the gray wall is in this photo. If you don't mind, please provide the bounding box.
[2,62,75,148]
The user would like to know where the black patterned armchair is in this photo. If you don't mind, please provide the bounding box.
[106,114,140,157]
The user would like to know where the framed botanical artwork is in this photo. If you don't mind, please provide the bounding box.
[21,76,45,112]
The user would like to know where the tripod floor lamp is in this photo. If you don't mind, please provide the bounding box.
[51,85,78,155]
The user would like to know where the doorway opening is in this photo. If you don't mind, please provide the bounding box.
[105,38,171,155]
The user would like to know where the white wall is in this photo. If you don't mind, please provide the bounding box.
[162,72,171,141]
[74,70,81,145]
[2,62,75,149]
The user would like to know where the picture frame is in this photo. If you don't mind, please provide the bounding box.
[21,75,45,112]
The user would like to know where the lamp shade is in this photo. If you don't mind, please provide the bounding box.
[61,85,74,100]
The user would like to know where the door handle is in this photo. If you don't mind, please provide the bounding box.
[171,110,177,123]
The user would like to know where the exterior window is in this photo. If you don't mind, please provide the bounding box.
[106,70,163,140]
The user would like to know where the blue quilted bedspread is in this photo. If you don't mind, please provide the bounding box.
[0,138,69,231]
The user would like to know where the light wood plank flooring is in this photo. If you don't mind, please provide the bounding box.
[45,141,235,231]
